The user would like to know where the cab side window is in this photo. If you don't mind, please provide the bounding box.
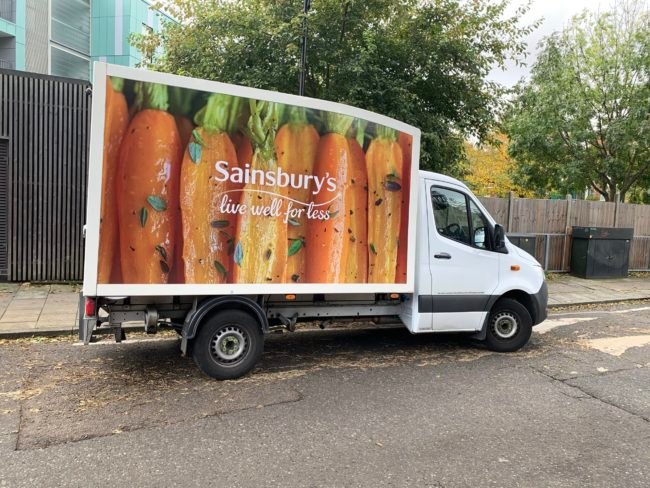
[431,187,471,245]
[431,186,493,250]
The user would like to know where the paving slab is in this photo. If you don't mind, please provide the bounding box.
[0,313,41,323]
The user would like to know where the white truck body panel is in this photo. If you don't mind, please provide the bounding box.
[83,63,421,297]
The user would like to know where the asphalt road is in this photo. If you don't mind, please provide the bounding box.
[1,302,649,487]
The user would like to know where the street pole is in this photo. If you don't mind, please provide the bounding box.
[298,0,311,96]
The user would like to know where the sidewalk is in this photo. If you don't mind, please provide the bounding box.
[1,275,650,337]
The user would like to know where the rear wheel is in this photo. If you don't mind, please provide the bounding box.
[484,298,532,352]
[192,310,263,380]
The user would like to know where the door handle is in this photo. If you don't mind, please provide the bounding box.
[434,252,451,260]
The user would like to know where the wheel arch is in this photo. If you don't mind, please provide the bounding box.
[499,289,536,323]
[181,296,268,354]
[471,289,538,341]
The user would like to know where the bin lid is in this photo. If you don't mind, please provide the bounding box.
[571,227,633,240]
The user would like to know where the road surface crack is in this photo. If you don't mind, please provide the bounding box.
[530,366,650,424]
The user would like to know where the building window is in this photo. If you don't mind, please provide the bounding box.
[0,0,16,23]
[50,46,89,80]
[51,0,90,56]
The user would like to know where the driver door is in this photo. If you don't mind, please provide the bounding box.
[425,183,500,331]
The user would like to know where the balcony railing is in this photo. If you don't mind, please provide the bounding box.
[0,0,15,23]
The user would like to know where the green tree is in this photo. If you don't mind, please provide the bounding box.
[506,2,650,201]
[132,0,536,174]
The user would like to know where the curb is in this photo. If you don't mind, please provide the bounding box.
[548,296,650,309]
[0,324,145,340]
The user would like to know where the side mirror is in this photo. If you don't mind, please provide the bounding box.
[494,224,507,253]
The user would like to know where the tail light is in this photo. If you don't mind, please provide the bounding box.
[84,297,96,317]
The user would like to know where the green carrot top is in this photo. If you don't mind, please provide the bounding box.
[168,86,195,118]
[323,111,353,136]
[354,119,368,147]
[375,124,397,142]
[245,100,285,167]
[134,82,169,112]
[287,106,309,126]
[194,94,244,134]
[110,77,124,93]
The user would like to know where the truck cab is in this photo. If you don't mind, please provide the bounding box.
[401,171,547,351]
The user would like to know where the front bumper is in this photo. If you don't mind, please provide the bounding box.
[531,281,548,325]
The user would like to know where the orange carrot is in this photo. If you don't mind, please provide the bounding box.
[116,82,181,284]
[98,78,129,283]
[275,108,320,283]
[305,113,354,283]
[180,95,242,283]
[231,131,254,169]
[366,127,403,283]
[395,132,412,283]
[344,131,368,283]
[233,101,288,283]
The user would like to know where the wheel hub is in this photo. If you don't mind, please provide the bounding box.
[211,326,248,364]
[492,312,518,339]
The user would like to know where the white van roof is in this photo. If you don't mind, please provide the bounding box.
[419,170,470,191]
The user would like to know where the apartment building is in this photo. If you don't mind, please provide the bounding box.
[0,0,170,79]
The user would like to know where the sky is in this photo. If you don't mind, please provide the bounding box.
[488,0,613,87]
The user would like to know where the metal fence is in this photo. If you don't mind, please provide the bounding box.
[0,68,90,282]
[479,194,650,272]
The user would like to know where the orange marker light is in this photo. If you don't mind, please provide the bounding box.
[511,265,521,271]
[389,293,400,299]
[285,294,296,300]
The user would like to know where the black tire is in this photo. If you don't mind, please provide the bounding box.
[192,310,263,380]
[484,298,532,352]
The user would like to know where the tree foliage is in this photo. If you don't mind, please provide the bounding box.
[464,134,533,198]
[506,2,650,201]
[132,0,536,174]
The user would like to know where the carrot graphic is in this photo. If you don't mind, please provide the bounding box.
[231,131,253,168]
[344,121,368,283]
[395,132,412,283]
[305,113,354,283]
[366,127,403,283]
[275,107,320,283]
[169,87,196,149]
[233,101,288,283]
[116,82,181,283]
[180,94,242,283]
[98,78,129,283]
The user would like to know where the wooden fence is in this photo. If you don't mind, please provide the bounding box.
[479,195,650,272]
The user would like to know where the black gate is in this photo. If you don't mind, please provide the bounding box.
[0,69,90,282]
[0,138,8,280]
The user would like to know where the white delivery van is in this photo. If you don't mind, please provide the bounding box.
[81,64,547,379]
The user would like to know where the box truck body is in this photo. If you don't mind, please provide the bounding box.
[81,64,547,379]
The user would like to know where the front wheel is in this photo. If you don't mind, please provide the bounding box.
[484,298,532,352]
[192,310,264,380]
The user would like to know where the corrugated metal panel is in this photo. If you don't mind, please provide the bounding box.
[25,0,49,74]
[0,138,8,280]
[0,68,90,282]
